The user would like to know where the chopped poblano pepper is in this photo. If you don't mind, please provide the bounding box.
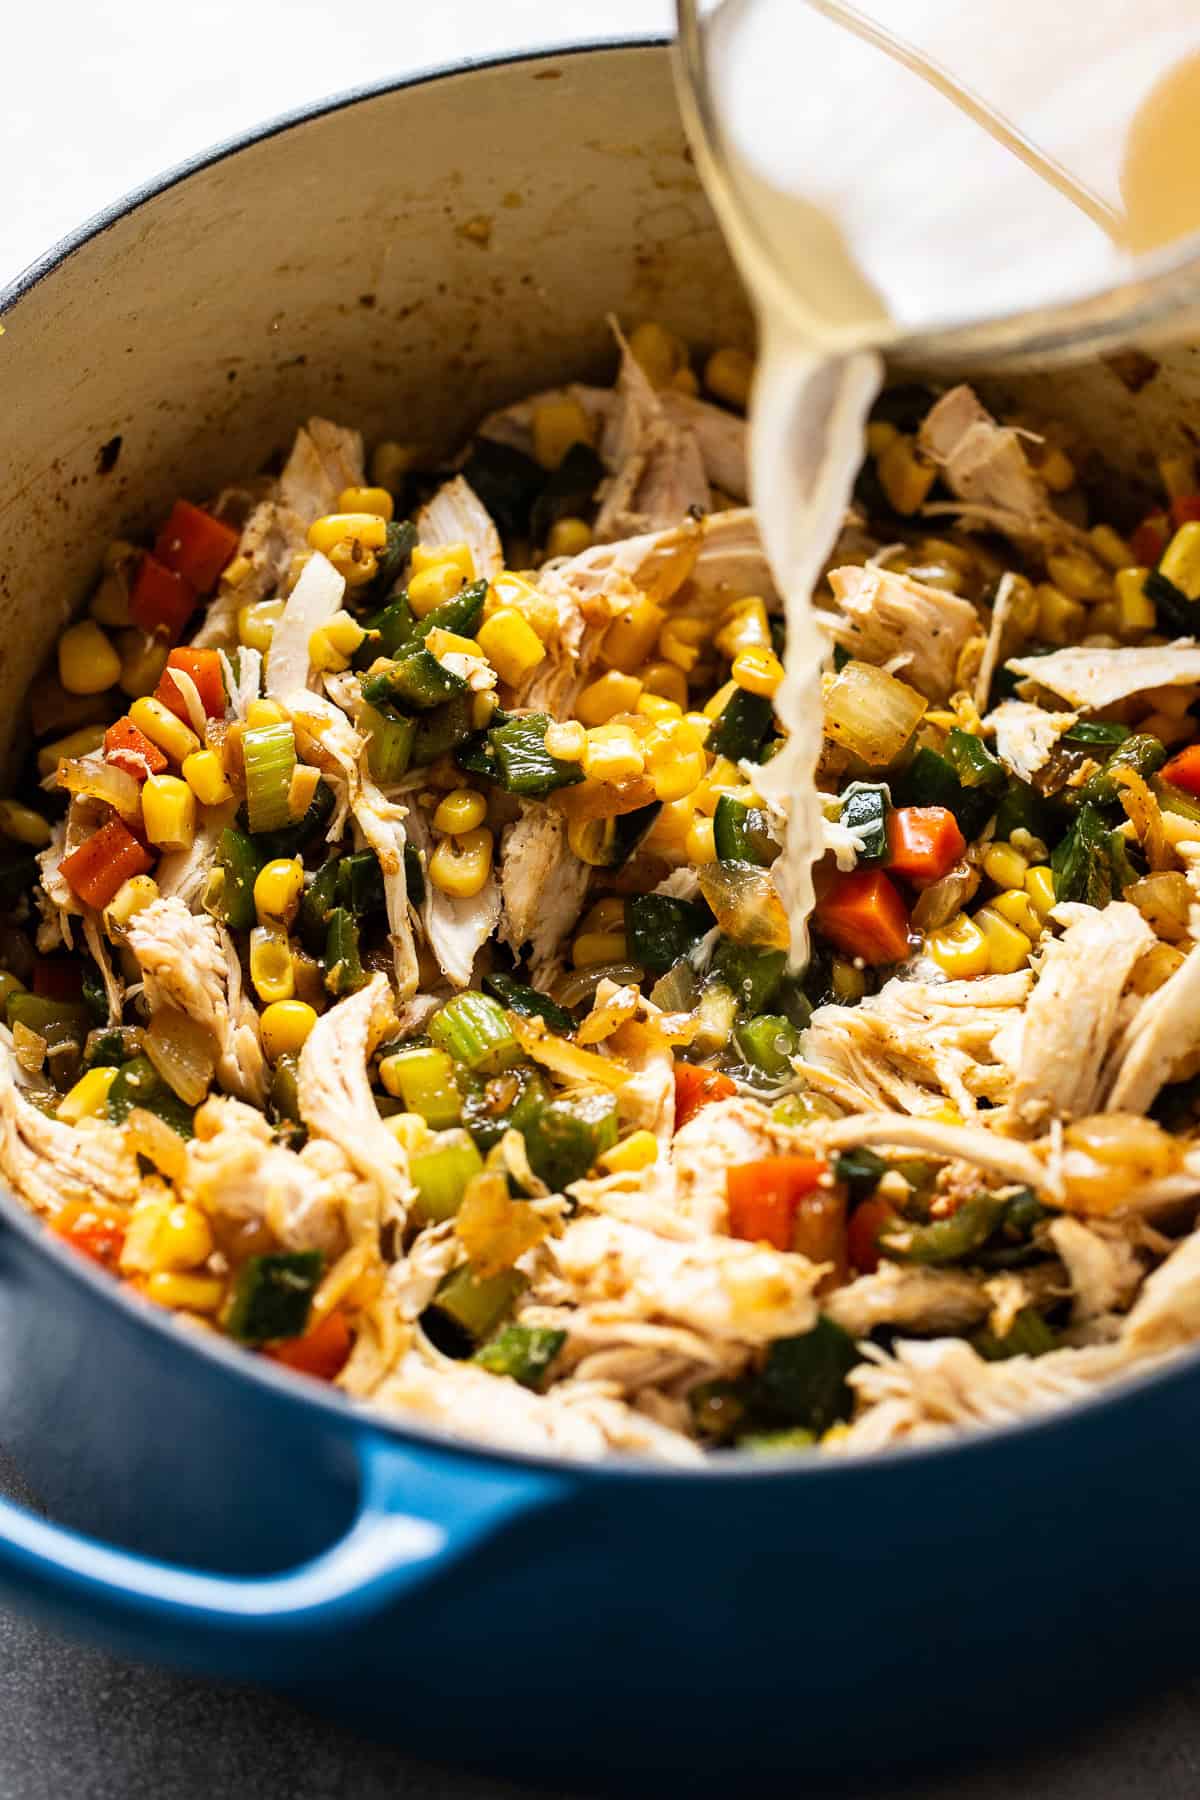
[734,1014,800,1080]
[714,793,780,867]
[833,1146,887,1203]
[404,841,426,908]
[1145,567,1199,636]
[413,694,475,766]
[880,1194,1006,1265]
[482,972,576,1036]
[324,907,367,997]
[488,714,584,796]
[361,648,468,712]
[473,1324,566,1389]
[299,858,340,956]
[417,578,488,643]
[362,701,415,784]
[7,993,90,1052]
[204,827,262,932]
[1073,732,1166,807]
[530,442,606,543]
[710,940,786,1014]
[226,1251,323,1345]
[1052,803,1132,907]
[971,1307,1059,1362]
[84,1025,143,1069]
[754,1319,861,1435]
[336,850,386,919]
[366,518,417,603]
[626,895,711,976]
[106,1055,194,1138]
[706,688,774,761]
[459,438,545,537]
[523,1088,619,1191]
[836,782,889,862]
[897,744,996,839]
[1061,719,1132,747]
[252,779,335,861]
[459,1063,550,1154]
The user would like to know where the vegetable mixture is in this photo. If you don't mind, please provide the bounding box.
[9,320,1200,1461]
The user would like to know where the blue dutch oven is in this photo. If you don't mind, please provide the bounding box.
[1,37,1197,1789]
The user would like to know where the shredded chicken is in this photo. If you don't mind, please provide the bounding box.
[1007,642,1200,711]
[918,385,1058,543]
[986,699,1076,782]
[416,475,503,583]
[824,1263,994,1338]
[821,564,979,700]
[0,1050,138,1216]
[592,320,710,541]
[126,897,266,1106]
[296,975,411,1216]
[497,804,590,984]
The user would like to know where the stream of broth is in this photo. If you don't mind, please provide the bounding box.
[688,0,1200,960]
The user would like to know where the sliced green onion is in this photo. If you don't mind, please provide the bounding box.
[380,1047,463,1129]
[428,1264,527,1344]
[429,992,520,1075]
[409,1130,485,1224]
[243,721,297,834]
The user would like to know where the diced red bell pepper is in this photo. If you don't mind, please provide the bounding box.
[154,499,239,594]
[60,817,153,910]
[104,716,169,781]
[726,1156,830,1252]
[129,553,196,640]
[1162,744,1200,797]
[1131,512,1170,567]
[813,868,911,966]
[674,1062,737,1130]
[154,647,226,723]
[32,958,84,1002]
[886,806,966,887]
[50,1201,126,1270]
[265,1311,353,1382]
[846,1195,901,1275]
[1171,495,1200,530]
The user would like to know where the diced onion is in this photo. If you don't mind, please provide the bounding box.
[125,1107,188,1182]
[144,1006,217,1105]
[554,961,643,1008]
[266,550,346,701]
[697,862,790,950]
[910,862,980,933]
[57,756,142,823]
[823,660,926,766]
[509,1013,631,1090]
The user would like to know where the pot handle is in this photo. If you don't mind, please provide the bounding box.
[0,1431,563,1676]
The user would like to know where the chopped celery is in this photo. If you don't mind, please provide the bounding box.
[626,895,711,976]
[404,842,426,908]
[324,907,367,997]
[755,1320,860,1434]
[523,1088,619,1191]
[226,1251,323,1344]
[413,694,475,766]
[706,688,773,761]
[488,714,584,796]
[361,648,468,711]
[737,1428,817,1455]
[459,1063,550,1153]
[429,992,520,1075]
[1073,732,1166,807]
[362,701,415,784]
[482,972,576,1036]
[253,779,335,861]
[106,1054,194,1138]
[713,794,780,867]
[832,1147,887,1202]
[243,721,297,834]
[972,1307,1059,1362]
[7,994,90,1053]
[409,1130,484,1224]
[473,1324,566,1389]
[205,827,262,932]
[836,783,889,862]
[881,1194,1006,1265]
[530,442,606,543]
[299,859,340,955]
[734,1014,799,1080]
[336,850,386,918]
[381,1046,463,1129]
[428,1264,527,1344]
[711,940,786,1014]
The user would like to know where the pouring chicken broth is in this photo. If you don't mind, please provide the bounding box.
[8,14,1200,1457]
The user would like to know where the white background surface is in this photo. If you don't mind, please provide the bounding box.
[0,1,671,287]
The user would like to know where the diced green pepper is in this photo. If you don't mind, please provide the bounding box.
[473,1324,566,1389]
[409,1130,485,1224]
[381,1046,463,1130]
[428,1264,527,1345]
[734,1014,799,1079]
[833,1146,887,1202]
[754,1319,860,1434]
[689,1378,752,1444]
[714,793,780,867]
[360,591,418,664]
[324,907,367,997]
[336,850,386,919]
[523,1088,619,1192]
[711,940,786,1014]
[1061,719,1132,747]
[1145,568,1198,636]
[206,827,263,932]
[971,1306,1059,1362]
[706,688,774,761]
[430,991,520,1075]
[362,701,416,784]
[897,745,995,839]
[106,1055,194,1138]
[361,648,468,712]
[944,726,1005,793]
[419,578,488,643]
[365,519,418,605]
[84,1025,143,1068]
[836,782,889,862]
[482,973,576,1036]
[626,895,711,976]
[226,1251,323,1345]
[881,1193,1006,1265]
[992,778,1049,843]
[459,438,545,538]
[298,858,340,955]
[488,714,584,796]
[413,694,475,766]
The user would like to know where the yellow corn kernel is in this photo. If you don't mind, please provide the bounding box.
[629,321,686,388]
[543,720,587,762]
[1159,452,1196,500]
[328,541,378,589]
[1038,446,1076,493]
[684,711,712,743]
[486,569,557,640]
[56,1065,119,1124]
[308,626,349,674]
[246,697,286,730]
[714,597,771,660]
[1024,864,1057,919]
[691,756,748,816]
[142,774,196,852]
[35,724,106,778]
[598,1130,659,1175]
[104,874,159,933]
[117,628,171,700]
[145,1271,225,1314]
[408,561,466,616]
[476,607,546,686]
[260,999,319,1060]
[238,599,285,653]
[704,678,739,721]
[1129,941,1187,996]
[866,420,900,458]
[567,815,619,866]
[981,843,1029,890]
[249,927,295,1003]
[583,724,646,783]
[681,812,714,864]
[671,366,700,397]
[601,595,666,673]
[57,619,121,696]
[643,798,695,861]
[831,957,868,1003]
[545,517,593,559]
[974,905,1033,973]
[370,441,418,492]
[732,646,785,698]
[181,749,234,807]
[412,541,475,580]
[576,670,644,727]
[580,898,627,935]
[648,742,707,803]
[219,554,253,593]
[639,661,690,708]
[1114,567,1156,636]
[927,913,990,979]
[306,512,389,555]
[990,888,1044,941]
[128,695,201,764]
[1159,522,1200,601]
[89,569,133,628]
[1036,584,1086,646]
[1087,603,1121,640]
[470,692,499,731]
[336,485,393,522]
[658,616,708,674]
[143,1201,214,1273]
[877,434,937,515]
[636,692,683,723]
[433,788,488,835]
[0,799,51,848]
[1046,551,1111,603]
[572,930,628,969]
[254,856,304,928]
[321,610,366,657]
[704,346,754,410]
[428,827,493,899]
[532,396,593,470]
[1089,524,1132,571]
[927,1103,963,1126]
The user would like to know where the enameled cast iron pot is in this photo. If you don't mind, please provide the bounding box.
[3,38,1200,1790]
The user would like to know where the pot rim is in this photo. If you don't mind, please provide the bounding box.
[1,38,1195,1489]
